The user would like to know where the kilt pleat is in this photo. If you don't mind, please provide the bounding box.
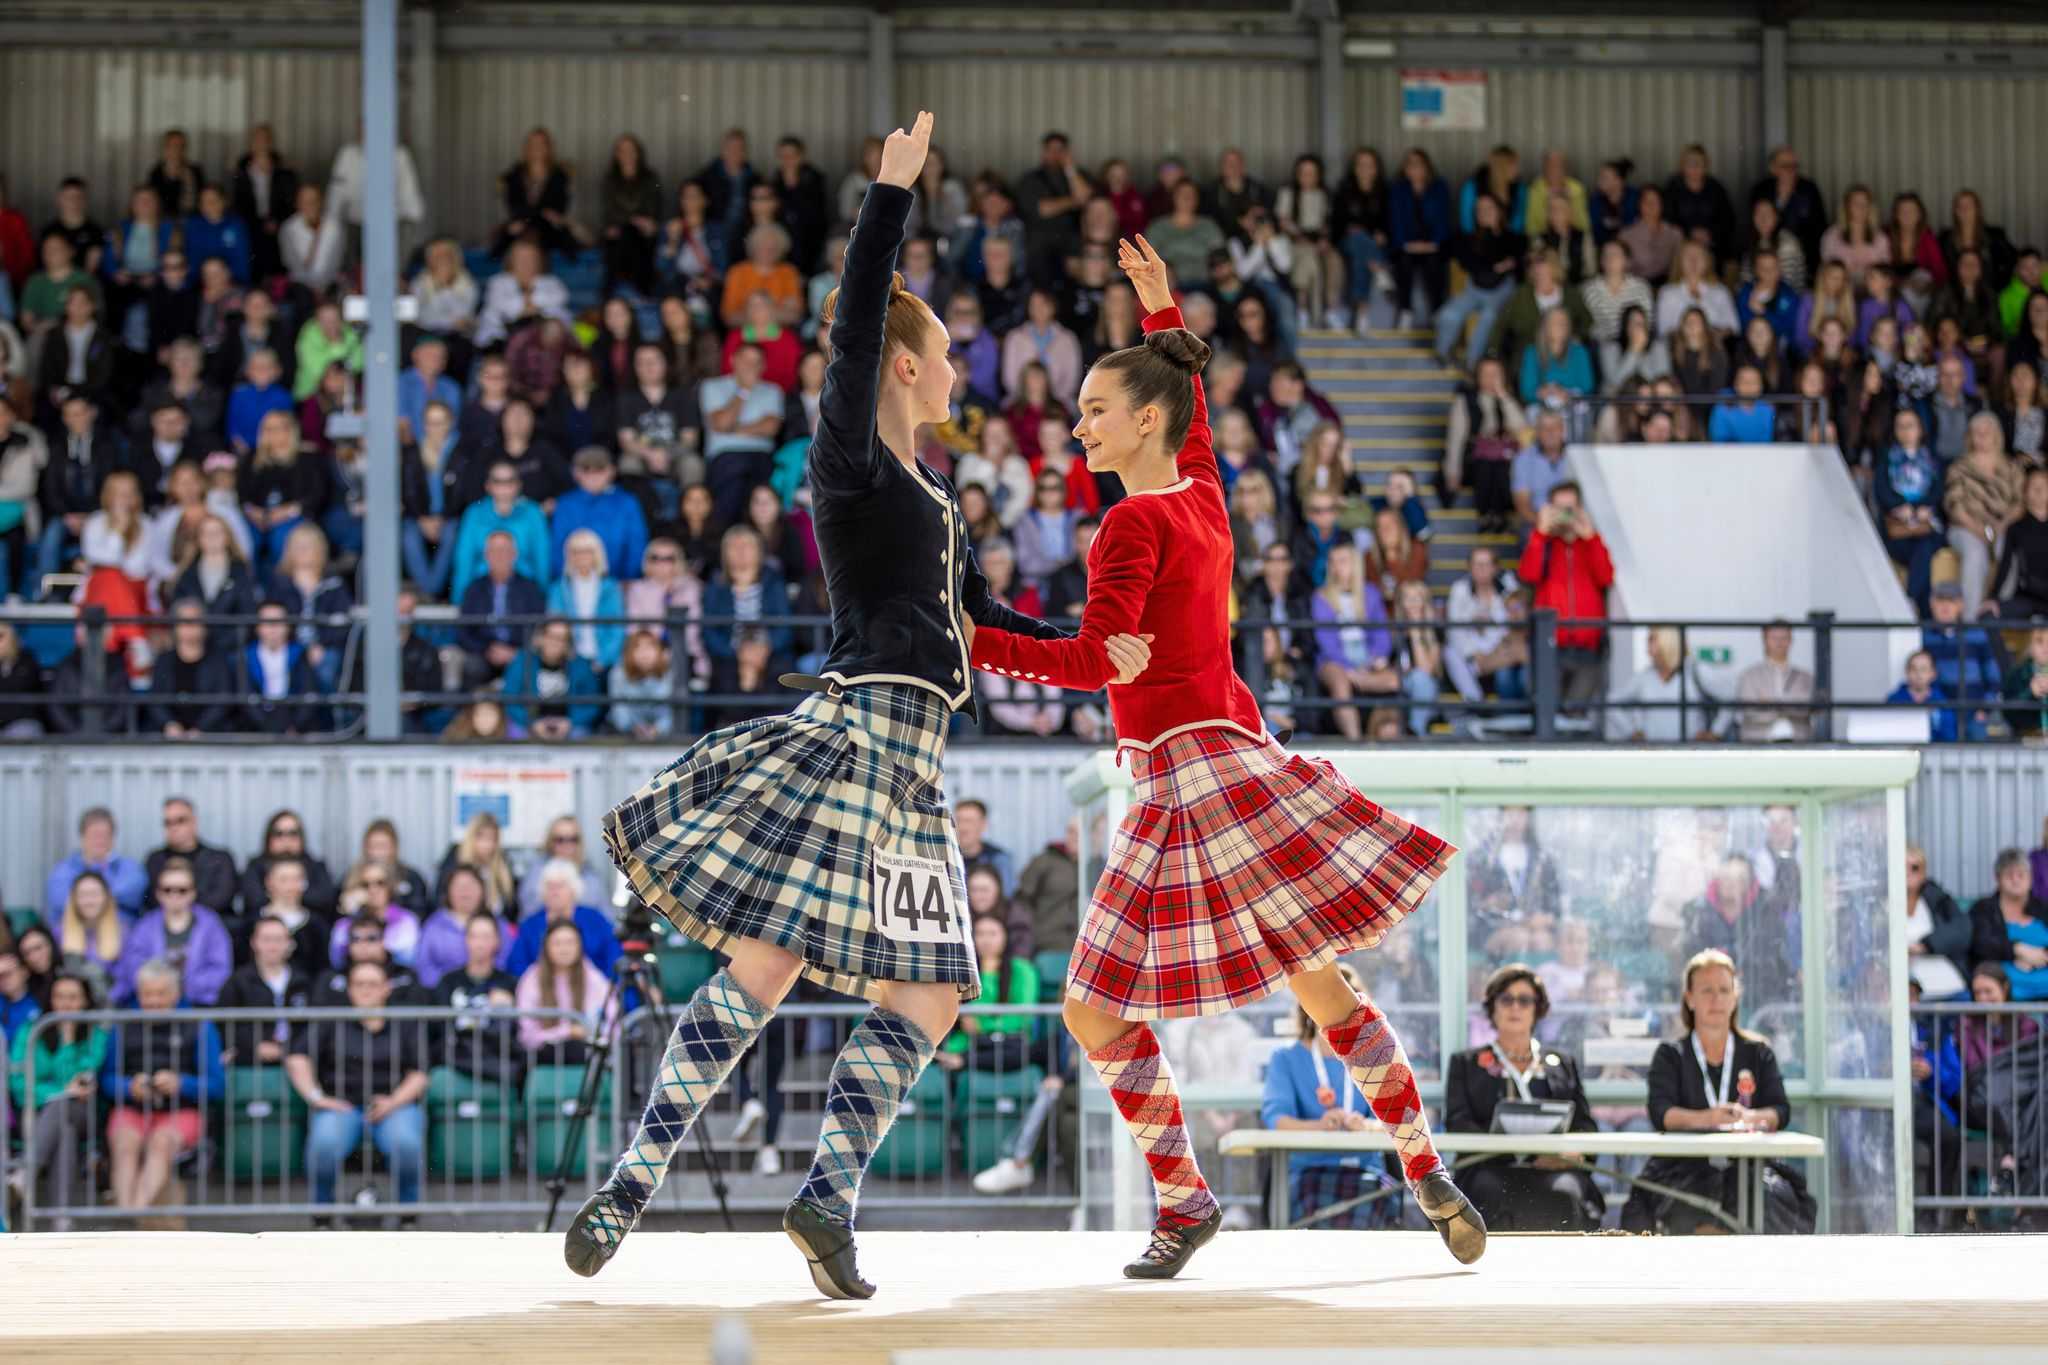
[602,684,979,1003]
[1067,728,1455,1019]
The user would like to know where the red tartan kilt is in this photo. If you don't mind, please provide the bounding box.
[1067,727,1455,1019]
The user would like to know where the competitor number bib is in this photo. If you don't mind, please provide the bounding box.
[871,849,967,947]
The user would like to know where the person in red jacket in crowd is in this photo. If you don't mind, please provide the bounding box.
[969,235,1484,1282]
[1519,479,1615,707]
[0,175,34,293]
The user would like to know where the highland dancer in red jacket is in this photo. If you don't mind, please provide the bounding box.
[968,236,1487,1278]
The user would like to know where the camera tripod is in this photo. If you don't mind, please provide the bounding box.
[538,915,736,1234]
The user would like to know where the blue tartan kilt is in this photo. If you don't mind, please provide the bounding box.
[602,682,981,1003]
[1291,1160,1402,1230]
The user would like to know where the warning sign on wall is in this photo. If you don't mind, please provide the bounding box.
[1401,69,1488,131]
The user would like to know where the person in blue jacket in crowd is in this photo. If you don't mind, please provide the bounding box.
[1260,963,1402,1229]
[180,184,251,285]
[550,445,648,582]
[503,858,623,980]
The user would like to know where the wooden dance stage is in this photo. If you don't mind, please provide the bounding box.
[7,1230,2044,1363]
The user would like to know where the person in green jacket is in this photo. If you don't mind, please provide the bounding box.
[292,298,365,401]
[1486,251,1593,374]
[935,911,1041,1075]
[8,971,107,1227]
[1999,248,2042,340]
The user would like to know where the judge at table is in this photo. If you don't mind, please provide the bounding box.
[1444,963,1605,1231]
[1259,963,1402,1228]
[1620,947,1816,1234]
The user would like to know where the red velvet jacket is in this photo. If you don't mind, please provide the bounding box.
[969,306,1267,752]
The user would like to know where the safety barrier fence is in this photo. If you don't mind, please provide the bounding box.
[1909,1001,2048,1226]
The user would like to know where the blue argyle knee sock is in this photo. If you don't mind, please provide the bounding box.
[796,1007,937,1228]
[577,969,769,1255]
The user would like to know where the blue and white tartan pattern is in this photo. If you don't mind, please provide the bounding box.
[603,683,980,1003]
[576,970,769,1256]
[797,1006,937,1227]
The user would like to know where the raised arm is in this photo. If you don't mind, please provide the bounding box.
[970,505,1160,692]
[1121,235,1219,496]
[809,111,932,493]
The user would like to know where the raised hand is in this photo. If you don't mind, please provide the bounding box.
[1104,632,1157,685]
[877,111,935,190]
[1117,235,1174,314]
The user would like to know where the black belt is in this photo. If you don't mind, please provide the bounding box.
[779,672,843,696]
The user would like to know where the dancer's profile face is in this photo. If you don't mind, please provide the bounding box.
[1072,365,1154,475]
[890,301,955,425]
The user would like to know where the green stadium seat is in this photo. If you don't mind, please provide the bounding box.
[658,942,717,1004]
[1033,951,1070,1004]
[427,1065,514,1180]
[957,1065,1045,1173]
[524,1064,612,1180]
[867,1060,952,1178]
[223,1065,304,1181]
[6,908,40,938]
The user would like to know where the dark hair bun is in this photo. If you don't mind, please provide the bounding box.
[1144,327,1211,377]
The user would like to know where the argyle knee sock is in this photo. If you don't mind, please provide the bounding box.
[796,1006,936,1228]
[1323,996,1445,1187]
[578,969,769,1253]
[1086,1024,1218,1229]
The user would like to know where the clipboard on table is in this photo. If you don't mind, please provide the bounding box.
[1490,1099,1574,1136]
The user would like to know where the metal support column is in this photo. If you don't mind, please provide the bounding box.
[409,3,436,195]
[361,0,402,740]
[1761,25,1789,155]
[1317,19,1346,175]
[868,10,896,135]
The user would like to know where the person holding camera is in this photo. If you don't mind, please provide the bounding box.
[1519,480,1613,708]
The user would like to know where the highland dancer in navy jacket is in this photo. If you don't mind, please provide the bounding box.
[565,112,1151,1298]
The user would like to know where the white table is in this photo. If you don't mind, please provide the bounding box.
[1219,1128,1827,1234]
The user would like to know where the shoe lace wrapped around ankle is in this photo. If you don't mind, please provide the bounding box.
[1140,1223,1188,1264]
[581,1188,636,1253]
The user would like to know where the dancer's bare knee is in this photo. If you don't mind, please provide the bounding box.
[725,938,802,1009]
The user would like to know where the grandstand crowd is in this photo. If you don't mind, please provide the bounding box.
[1,126,2047,739]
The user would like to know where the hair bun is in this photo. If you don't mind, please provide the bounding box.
[887,270,910,299]
[1144,327,1211,377]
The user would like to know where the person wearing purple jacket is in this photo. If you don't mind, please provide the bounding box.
[413,866,512,991]
[1310,541,1399,742]
[325,862,422,970]
[112,857,233,1007]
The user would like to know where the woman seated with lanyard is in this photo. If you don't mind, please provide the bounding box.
[1620,947,1815,1234]
[1259,963,1403,1229]
[1443,962,1604,1232]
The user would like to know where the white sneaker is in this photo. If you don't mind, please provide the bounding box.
[971,1156,1034,1194]
[1354,311,1375,339]
[732,1098,766,1144]
[754,1145,783,1176]
[1395,309,1415,330]
[1323,308,1349,331]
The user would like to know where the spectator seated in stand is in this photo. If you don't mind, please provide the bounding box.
[503,858,621,980]
[437,811,519,923]
[608,628,677,740]
[1707,364,1776,444]
[147,598,244,738]
[430,911,521,1088]
[114,857,232,1007]
[143,798,240,923]
[1444,963,1604,1232]
[475,237,572,349]
[1921,582,1999,740]
[1734,620,1815,742]
[1967,848,2048,1001]
[325,861,422,972]
[215,915,312,1067]
[515,816,609,921]
[1312,541,1398,740]
[458,529,548,686]
[1888,648,1956,742]
[1605,625,1729,743]
[0,947,38,1044]
[288,958,430,1227]
[101,959,224,1215]
[500,617,603,740]
[414,865,511,991]
[1259,961,1402,1228]
[1013,817,1082,964]
[47,806,147,921]
[953,798,1016,898]
[516,919,618,1067]
[931,911,1039,1077]
[238,808,338,925]
[1902,845,1972,1001]
[551,445,647,585]
[2002,627,2048,738]
[1876,408,1945,614]
[8,969,105,1228]
[243,599,326,736]
[548,528,626,673]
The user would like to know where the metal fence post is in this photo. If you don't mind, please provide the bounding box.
[1531,608,1559,740]
[1809,609,1835,741]
[80,604,107,736]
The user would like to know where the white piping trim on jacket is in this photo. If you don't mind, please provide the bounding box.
[1113,716,1271,753]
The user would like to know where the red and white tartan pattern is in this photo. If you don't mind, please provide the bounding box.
[1324,999,1443,1186]
[1067,728,1456,1019]
[1086,1024,1218,1229]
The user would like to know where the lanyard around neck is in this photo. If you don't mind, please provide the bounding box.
[1691,1030,1734,1108]
[1497,1041,1540,1103]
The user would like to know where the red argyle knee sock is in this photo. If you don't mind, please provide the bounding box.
[1324,997,1445,1187]
[1086,1024,1219,1230]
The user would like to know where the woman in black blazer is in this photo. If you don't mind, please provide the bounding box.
[1619,948,1815,1234]
[1444,963,1604,1231]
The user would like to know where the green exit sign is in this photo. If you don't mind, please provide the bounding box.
[1696,646,1732,665]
